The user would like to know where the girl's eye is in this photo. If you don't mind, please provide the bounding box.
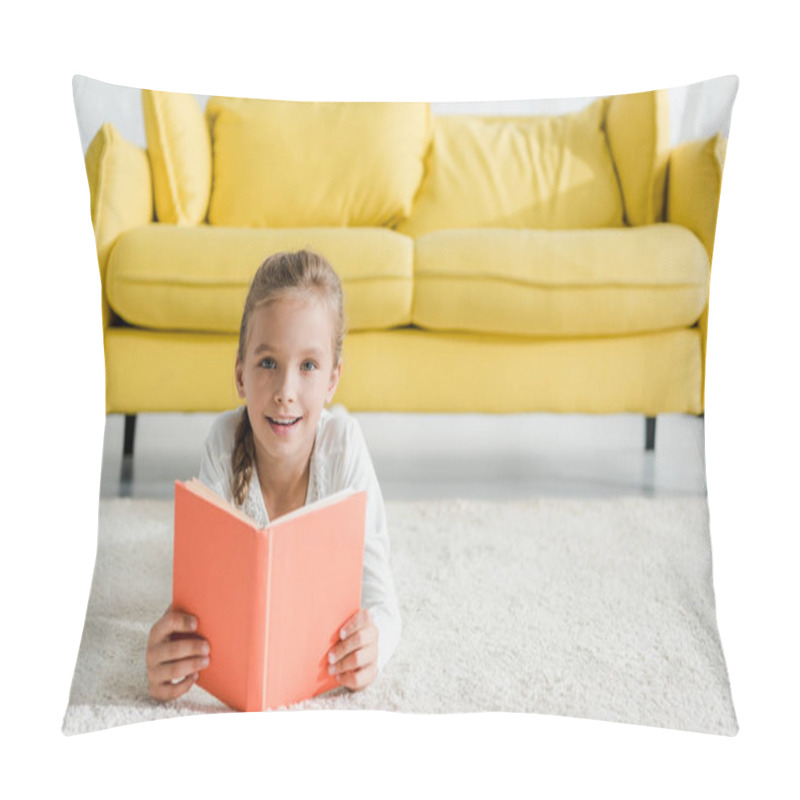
[259,357,276,369]
[301,360,318,371]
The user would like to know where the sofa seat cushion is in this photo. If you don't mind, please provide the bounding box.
[412,224,709,337]
[397,99,624,237]
[205,98,431,228]
[106,224,413,333]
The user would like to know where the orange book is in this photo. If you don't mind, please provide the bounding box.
[172,478,366,712]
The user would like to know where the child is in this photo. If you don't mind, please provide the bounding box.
[146,250,401,702]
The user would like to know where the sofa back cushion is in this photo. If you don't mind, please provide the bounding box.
[141,90,212,224]
[205,98,431,228]
[397,99,624,237]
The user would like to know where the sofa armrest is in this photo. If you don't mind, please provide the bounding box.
[666,133,727,409]
[666,133,727,262]
[84,123,153,328]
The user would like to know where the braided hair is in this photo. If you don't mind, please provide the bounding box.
[230,250,345,506]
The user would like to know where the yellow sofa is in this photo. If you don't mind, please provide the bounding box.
[84,89,726,455]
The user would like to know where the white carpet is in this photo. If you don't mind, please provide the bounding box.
[63,495,737,735]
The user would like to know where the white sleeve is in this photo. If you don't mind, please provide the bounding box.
[330,413,401,674]
[197,411,238,503]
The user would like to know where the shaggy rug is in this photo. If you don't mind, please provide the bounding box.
[62,496,737,735]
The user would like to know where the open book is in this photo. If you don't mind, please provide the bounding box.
[173,478,367,711]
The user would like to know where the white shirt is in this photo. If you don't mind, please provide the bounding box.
[198,405,401,674]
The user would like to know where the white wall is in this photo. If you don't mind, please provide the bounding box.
[73,73,738,156]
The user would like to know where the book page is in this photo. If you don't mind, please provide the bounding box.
[183,477,256,528]
[182,479,356,530]
[270,487,356,527]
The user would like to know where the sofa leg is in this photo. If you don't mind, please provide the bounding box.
[123,414,137,458]
[645,416,656,451]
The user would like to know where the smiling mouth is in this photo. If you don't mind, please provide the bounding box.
[267,416,302,427]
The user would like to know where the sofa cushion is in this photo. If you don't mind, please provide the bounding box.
[205,98,431,228]
[606,89,670,226]
[141,90,211,224]
[412,225,709,337]
[105,225,413,333]
[397,99,624,237]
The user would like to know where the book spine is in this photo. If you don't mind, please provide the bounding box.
[246,530,270,712]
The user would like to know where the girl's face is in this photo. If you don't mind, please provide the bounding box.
[235,292,341,470]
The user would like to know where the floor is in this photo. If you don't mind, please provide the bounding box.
[99,411,707,501]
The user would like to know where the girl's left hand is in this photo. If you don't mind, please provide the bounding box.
[327,608,379,691]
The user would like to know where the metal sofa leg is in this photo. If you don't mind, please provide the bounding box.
[123,414,137,458]
[645,416,656,451]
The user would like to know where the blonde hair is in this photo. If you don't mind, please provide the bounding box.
[231,250,345,506]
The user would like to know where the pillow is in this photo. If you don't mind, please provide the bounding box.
[68,75,739,738]
[141,89,212,224]
[397,98,624,236]
[667,132,727,259]
[205,97,432,228]
[83,121,152,328]
[606,88,671,226]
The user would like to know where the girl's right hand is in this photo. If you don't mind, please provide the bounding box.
[146,604,210,701]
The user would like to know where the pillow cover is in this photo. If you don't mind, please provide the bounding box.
[68,75,738,738]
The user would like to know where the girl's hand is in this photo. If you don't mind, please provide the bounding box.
[327,608,379,692]
[146,604,210,701]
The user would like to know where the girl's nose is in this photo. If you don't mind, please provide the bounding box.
[274,371,296,404]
